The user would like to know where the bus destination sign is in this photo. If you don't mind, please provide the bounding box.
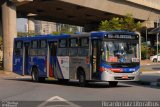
[106,34,136,39]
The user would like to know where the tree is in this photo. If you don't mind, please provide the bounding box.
[52,24,79,35]
[17,31,37,37]
[99,14,142,31]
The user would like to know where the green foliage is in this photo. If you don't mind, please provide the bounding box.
[141,43,156,59]
[99,20,110,31]
[141,44,148,59]
[17,31,37,37]
[99,14,142,31]
[52,31,61,35]
[110,17,122,30]
[52,24,79,35]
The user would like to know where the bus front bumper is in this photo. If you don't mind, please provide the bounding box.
[100,70,141,81]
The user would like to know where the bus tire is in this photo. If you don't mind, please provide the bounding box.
[109,81,118,87]
[31,67,39,82]
[31,68,45,82]
[78,71,86,87]
[38,77,45,82]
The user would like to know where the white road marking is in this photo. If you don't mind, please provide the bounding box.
[37,96,80,107]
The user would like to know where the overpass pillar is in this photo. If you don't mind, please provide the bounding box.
[28,17,35,33]
[142,20,155,29]
[0,15,2,36]
[2,2,17,71]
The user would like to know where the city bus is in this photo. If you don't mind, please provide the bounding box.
[13,31,141,87]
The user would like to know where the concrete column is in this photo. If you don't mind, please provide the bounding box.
[2,2,17,71]
[0,16,2,36]
[28,17,35,33]
[142,20,155,28]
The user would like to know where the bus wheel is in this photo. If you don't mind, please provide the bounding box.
[31,68,45,82]
[109,81,118,87]
[31,68,38,82]
[38,77,45,82]
[78,72,86,87]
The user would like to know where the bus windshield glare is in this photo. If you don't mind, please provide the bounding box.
[102,41,139,63]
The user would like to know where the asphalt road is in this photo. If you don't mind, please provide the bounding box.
[0,76,160,107]
[141,64,160,71]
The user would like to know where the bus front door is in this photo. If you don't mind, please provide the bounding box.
[49,42,57,78]
[23,42,29,75]
[92,39,101,79]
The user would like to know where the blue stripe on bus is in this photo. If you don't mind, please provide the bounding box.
[99,62,140,73]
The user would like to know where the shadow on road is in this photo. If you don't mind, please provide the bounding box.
[5,78,131,89]
[152,67,160,70]
[122,81,160,89]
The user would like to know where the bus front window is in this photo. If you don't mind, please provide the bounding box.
[102,41,139,63]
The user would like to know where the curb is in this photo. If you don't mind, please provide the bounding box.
[0,71,20,77]
[0,71,12,75]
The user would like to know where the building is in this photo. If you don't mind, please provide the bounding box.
[35,21,57,35]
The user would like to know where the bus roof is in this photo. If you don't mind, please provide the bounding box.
[14,31,137,41]
[91,31,137,38]
[14,34,70,42]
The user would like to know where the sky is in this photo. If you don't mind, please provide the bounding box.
[17,18,27,32]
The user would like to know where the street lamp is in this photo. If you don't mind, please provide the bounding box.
[146,22,148,43]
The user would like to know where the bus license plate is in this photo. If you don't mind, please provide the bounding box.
[122,76,128,79]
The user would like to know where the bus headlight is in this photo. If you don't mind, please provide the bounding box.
[99,67,113,74]
[132,69,140,74]
[106,69,113,74]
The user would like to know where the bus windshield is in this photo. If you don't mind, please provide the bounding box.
[102,41,139,63]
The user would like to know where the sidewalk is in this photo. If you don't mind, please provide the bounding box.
[141,59,159,66]
[140,59,160,72]
[0,70,20,78]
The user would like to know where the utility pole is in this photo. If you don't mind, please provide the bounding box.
[146,22,148,43]
[156,18,159,62]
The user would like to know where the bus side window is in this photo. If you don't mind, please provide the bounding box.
[15,41,23,56]
[57,39,68,56]
[69,38,78,56]
[78,38,89,56]
[50,42,57,56]
[29,40,38,56]
[38,40,47,56]
[40,40,47,48]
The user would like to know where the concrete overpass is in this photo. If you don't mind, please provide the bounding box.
[1,0,160,71]
[15,0,160,27]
